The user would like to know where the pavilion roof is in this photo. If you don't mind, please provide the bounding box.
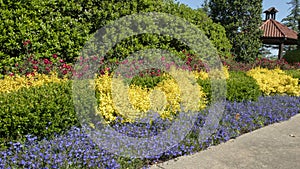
[259,19,298,45]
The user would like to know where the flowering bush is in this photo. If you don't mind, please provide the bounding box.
[193,66,230,80]
[253,58,292,70]
[12,54,73,79]
[3,40,73,79]
[222,57,299,72]
[247,67,300,96]
[95,69,207,123]
[0,72,68,93]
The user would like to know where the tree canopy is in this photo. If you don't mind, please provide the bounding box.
[209,0,263,62]
[281,0,300,32]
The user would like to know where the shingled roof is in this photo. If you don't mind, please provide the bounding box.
[260,19,298,45]
[260,7,298,59]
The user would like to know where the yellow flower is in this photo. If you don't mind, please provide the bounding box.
[247,67,300,96]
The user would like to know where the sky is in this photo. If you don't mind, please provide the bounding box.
[176,0,290,22]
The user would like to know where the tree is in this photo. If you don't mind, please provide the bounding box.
[201,0,210,15]
[281,0,300,49]
[281,0,300,32]
[209,0,263,62]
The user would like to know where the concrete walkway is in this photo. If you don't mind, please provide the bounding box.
[150,114,300,169]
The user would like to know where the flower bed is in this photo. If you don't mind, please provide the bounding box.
[1,53,300,168]
[0,95,299,169]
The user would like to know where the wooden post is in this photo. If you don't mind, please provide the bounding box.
[278,43,284,60]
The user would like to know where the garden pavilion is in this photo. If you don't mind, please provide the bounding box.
[260,7,298,59]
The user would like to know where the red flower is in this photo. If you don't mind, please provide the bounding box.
[23,39,31,46]
[59,59,64,63]
[44,59,50,64]
[32,60,38,64]
[62,70,68,75]
[33,65,38,70]
[9,72,14,77]
[52,54,58,59]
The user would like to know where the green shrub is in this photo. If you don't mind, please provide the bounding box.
[284,69,300,82]
[0,81,79,147]
[1,0,231,74]
[226,71,261,102]
[129,71,170,89]
[198,71,261,103]
[0,0,93,73]
[283,49,300,64]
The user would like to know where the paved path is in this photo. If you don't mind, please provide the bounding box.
[150,114,300,169]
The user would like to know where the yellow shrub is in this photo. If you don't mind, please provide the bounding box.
[0,72,68,93]
[247,67,300,96]
[193,66,230,80]
[95,68,207,123]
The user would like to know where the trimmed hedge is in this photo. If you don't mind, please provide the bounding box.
[0,81,79,147]
[0,0,231,74]
[226,71,261,102]
[197,71,261,103]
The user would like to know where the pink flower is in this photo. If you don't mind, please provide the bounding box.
[32,60,38,64]
[66,65,72,70]
[44,59,50,64]
[52,54,58,59]
[62,63,67,68]
[59,59,64,63]
[33,65,38,70]
[23,39,31,46]
[9,72,14,77]
[121,59,128,65]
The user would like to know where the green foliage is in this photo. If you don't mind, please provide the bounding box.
[209,0,263,62]
[197,78,225,104]
[0,0,92,73]
[162,2,232,58]
[198,71,261,103]
[0,0,231,74]
[130,74,169,89]
[281,0,300,49]
[0,81,79,147]
[281,0,300,32]
[284,69,300,83]
[226,71,261,102]
[117,157,145,169]
[283,48,300,64]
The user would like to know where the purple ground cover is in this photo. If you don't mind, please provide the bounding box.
[1,95,299,169]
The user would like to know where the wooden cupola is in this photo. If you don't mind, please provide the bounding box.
[263,7,278,20]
